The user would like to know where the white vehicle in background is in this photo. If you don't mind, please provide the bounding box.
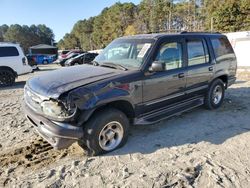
[0,42,32,86]
[225,31,250,67]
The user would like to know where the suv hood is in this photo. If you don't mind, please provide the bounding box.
[27,65,122,98]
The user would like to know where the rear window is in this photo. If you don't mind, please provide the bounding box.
[0,47,19,57]
[211,37,235,61]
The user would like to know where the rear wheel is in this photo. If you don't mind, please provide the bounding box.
[0,69,15,86]
[204,79,225,109]
[80,108,129,156]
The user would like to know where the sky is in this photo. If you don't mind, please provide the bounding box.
[0,0,141,42]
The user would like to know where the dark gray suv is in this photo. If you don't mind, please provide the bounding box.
[23,32,237,155]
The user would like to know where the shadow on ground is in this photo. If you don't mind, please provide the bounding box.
[108,86,250,156]
[35,68,58,72]
[0,81,26,91]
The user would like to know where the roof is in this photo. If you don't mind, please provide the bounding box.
[0,42,20,47]
[119,32,224,40]
[29,44,57,49]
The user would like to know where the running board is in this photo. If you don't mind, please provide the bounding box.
[134,97,204,125]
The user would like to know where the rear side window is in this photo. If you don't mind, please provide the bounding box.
[0,47,19,57]
[211,37,235,61]
[187,39,209,66]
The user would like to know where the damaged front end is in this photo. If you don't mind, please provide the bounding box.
[24,85,77,122]
[23,85,83,149]
[40,99,76,121]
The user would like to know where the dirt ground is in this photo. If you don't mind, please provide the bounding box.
[0,64,250,188]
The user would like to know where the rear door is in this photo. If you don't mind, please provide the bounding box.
[184,36,213,95]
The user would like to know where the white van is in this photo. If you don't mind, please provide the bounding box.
[0,42,32,86]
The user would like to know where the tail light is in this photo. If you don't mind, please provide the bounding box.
[22,57,28,65]
[22,57,26,65]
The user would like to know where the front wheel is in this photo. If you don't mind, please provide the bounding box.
[80,108,129,156]
[204,79,225,110]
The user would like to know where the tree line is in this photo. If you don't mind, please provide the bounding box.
[0,24,54,53]
[58,0,250,51]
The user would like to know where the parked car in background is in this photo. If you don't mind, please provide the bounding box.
[24,32,237,155]
[58,52,81,66]
[0,42,32,86]
[65,53,98,66]
[58,50,70,59]
[26,54,57,65]
[62,50,83,59]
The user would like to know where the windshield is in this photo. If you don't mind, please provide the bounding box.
[94,38,154,69]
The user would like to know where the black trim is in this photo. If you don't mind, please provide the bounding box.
[144,85,207,106]
[135,96,204,125]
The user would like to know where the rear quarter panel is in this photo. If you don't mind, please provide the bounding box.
[208,35,237,84]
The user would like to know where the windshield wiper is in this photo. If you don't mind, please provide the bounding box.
[101,62,128,71]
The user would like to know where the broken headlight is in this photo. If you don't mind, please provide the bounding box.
[41,100,76,119]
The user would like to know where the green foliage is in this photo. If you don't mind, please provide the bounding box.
[1,24,54,53]
[58,0,250,50]
[0,24,9,42]
[204,0,250,32]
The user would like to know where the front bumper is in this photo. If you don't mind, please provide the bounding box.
[23,103,83,149]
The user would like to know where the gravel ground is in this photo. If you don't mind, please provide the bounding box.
[0,65,250,188]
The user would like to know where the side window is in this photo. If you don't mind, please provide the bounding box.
[155,42,183,70]
[211,37,235,62]
[0,47,19,57]
[187,39,209,66]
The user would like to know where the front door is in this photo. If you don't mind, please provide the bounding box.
[142,38,187,114]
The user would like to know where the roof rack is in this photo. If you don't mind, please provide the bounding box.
[180,31,221,34]
[146,29,182,34]
[145,30,221,35]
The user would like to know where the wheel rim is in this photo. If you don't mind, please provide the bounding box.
[0,72,12,85]
[213,85,223,105]
[99,121,124,151]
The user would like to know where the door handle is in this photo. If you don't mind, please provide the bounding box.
[208,66,213,71]
[178,73,185,78]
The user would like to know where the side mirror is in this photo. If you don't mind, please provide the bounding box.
[150,61,166,72]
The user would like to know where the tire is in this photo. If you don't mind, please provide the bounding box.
[60,62,65,67]
[80,108,129,156]
[204,79,225,110]
[0,69,15,87]
[43,60,49,64]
